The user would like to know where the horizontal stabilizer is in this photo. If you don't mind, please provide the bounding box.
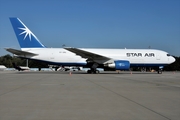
[5,48,38,56]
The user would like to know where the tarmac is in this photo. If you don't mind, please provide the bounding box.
[0,71,180,120]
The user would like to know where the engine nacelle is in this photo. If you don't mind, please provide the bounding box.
[107,60,130,70]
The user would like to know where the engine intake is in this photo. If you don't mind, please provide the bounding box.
[107,60,130,70]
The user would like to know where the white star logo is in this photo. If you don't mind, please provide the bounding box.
[18,26,38,41]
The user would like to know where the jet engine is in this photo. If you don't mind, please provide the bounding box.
[106,60,130,70]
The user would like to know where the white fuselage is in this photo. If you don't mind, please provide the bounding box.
[21,48,175,67]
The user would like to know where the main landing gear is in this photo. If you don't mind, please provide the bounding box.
[87,63,99,74]
[87,68,100,74]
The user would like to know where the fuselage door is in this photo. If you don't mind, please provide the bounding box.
[156,53,161,60]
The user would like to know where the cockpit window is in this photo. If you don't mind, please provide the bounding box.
[167,54,171,56]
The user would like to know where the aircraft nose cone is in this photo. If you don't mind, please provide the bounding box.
[171,56,176,63]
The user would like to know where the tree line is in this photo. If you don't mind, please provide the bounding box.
[0,54,180,71]
[0,54,48,68]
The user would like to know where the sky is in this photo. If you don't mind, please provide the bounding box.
[0,0,180,56]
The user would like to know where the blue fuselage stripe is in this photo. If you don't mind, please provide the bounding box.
[130,64,168,67]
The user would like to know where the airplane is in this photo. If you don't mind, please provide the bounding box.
[12,63,30,71]
[5,17,175,74]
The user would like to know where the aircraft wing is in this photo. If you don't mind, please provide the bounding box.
[5,48,38,56]
[64,48,110,63]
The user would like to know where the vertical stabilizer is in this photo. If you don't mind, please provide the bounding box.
[9,17,45,49]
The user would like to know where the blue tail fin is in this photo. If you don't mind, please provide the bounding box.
[9,17,45,48]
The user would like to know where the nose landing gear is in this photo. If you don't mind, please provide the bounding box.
[157,66,163,74]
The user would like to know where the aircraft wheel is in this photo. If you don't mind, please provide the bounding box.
[87,70,91,74]
[95,70,100,74]
[87,70,99,74]
[157,70,162,74]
